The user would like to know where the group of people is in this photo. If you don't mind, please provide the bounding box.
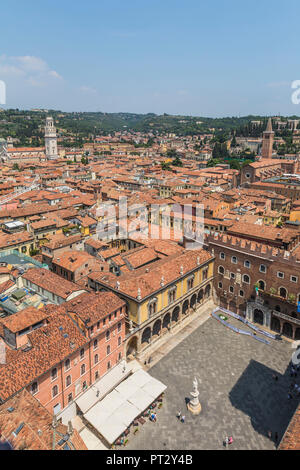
[288,362,300,400]
[150,412,157,422]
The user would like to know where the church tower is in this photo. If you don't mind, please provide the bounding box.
[261,118,274,159]
[45,116,58,160]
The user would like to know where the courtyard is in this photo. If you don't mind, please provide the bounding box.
[125,314,298,450]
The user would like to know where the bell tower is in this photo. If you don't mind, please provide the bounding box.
[261,118,274,159]
[45,116,58,160]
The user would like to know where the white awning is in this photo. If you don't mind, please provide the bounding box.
[82,369,167,445]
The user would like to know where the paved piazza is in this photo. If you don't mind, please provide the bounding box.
[125,315,298,450]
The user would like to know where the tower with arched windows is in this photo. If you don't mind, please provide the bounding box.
[45,116,58,160]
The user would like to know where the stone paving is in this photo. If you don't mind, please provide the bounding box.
[124,314,299,450]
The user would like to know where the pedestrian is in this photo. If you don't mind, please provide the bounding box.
[267,430,272,439]
[181,415,185,423]
[274,432,279,443]
[288,392,293,400]
[176,411,181,419]
[224,437,229,448]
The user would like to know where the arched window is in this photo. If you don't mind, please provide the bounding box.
[93,339,98,350]
[51,368,57,381]
[243,274,250,284]
[218,266,225,275]
[106,330,110,341]
[81,364,86,376]
[258,280,265,291]
[220,252,225,260]
[231,256,237,264]
[66,375,71,387]
[65,359,70,371]
[244,260,251,269]
[279,287,287,299]
[80,348,85,360]
[107,345,111,356]
[94,354,99,364]
[52,385,58,397]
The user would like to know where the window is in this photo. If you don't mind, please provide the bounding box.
[97,321,100,330]
[239,290,244,297]
[220,252,225,260]
[244,260,251,269]
[148,299,158,316]
[65,359,70,371]
[187,276,195,290]
[93,339,98,350]
[66,375,71,387]
[230,273,236,280]
[52,385,58,397]
[107,361,111,370]
[259,264,266,273]
[82,381,87,391]
[218,282,223,289]
[218,266,225,275]
[51,368,57,381]
[231,256,237,264]
[291,275,298,283]
[277,272,284,279]
[80,348,85,360]
[168,287,177,304]
[91,326,94,335]
[95,371,99,381]
[258,280,265,291]
[229,286,234,293]
[31,382,38,395]
[106,330,110,341]
[114,312,117,318]
[109,314,112,322]
[107,345,111,356]
[243,275,250,284]
[202,268,208,281]
[94,354,99,364]
[81,364,86,376]
[118,336,121,346]
[68,393,73,403]
[118,352,122,361]
[118,322,121,332]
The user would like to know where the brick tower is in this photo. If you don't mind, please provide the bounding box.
[261,118,274,159]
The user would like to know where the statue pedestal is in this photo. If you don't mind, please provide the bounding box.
[187,390,202,415]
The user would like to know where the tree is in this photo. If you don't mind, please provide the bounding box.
[13,163,20,171]
[172,156,183,167]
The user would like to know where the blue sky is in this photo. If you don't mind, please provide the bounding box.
[1,0,300,116]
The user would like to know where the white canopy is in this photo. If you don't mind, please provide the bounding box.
[81,369,167,445]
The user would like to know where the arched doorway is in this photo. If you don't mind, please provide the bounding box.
[182,300,189,315]
[152,319,162,337]
[282,322,293,338]
[253,309,264,326]
[229,301,236,313]
[162,313,171,331]
[172,306,180,324]
[127,336,138,358]
[271,317,280,333]
[275,305,281,312]
[190,294,197,310]
[141,327,151,347]
[198,289,204,304]
[258,280,265,291]
[205,284,211,299]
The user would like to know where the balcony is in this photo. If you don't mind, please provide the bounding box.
[272,310,300,326]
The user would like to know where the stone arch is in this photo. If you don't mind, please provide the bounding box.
[172,306,180,323]
[198,289,204,304]
[182,299,189,315]
[141,327,151,346]
[282,322,293,338]
[253,309,264,326]
[271,317,280,333]
[205,284,211,299]
[229,300,236,313]
[258,280,266,291]
[162,312,171,330]
[190,294,197,310]
[279,287,287,299]
[152,319,162,337]
[126,336,138,358]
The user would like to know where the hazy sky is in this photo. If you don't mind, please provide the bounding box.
[1,0,300,116]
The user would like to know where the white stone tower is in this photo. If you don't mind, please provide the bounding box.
[45,116,58,160]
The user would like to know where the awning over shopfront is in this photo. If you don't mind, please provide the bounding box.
[80,369,166,445]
